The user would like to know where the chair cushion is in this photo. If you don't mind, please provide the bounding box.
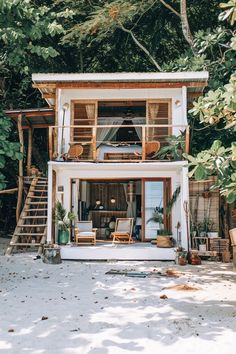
[77,221,93,232]
[117,220,131,232]
[78,232,95,237]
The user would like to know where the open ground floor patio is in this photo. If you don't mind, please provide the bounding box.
[1,237,236,354]
[60,242,176,261]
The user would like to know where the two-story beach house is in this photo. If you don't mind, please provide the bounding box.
[8,72,209,260]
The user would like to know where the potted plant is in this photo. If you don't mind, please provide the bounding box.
[175,246,187,265]
[55,201,76,245]
[153,133,185,161]
[156,229,173,248]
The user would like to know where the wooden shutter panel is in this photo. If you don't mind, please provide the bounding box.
[147,101,171,144]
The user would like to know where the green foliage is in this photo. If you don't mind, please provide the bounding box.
[0,111,23,189]
[184,140,236,203]
[154,133,185,160]
[190,75,236,129]
[55,201,76,231]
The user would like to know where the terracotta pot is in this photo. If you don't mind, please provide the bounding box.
[190,252,201,265]
[178,256,187,266]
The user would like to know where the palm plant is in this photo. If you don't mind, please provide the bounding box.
[55,201,76,231]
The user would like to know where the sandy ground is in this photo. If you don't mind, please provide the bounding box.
[1,237,236,354]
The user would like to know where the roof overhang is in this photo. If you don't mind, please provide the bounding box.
[32,71,209,108]
[4,108,55,129]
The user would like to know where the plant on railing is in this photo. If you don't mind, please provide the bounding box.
[153,132,186,161]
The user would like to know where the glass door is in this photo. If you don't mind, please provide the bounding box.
[143,179,169,240]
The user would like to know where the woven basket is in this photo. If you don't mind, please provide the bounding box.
[156,236,173,248]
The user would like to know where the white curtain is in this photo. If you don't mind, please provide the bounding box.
[132,118,145,140]
[123,184,134,218]
[96,118,122,147]
[85,104,95,121]
[148,104,159,140]
[148,104,159,119]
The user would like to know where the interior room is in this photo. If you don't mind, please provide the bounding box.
[71,178,170,242]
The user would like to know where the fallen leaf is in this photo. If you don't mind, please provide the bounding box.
[160,294,168,299]
[41,316,48,321]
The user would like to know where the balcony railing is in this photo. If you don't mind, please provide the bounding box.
[49,124,189,162]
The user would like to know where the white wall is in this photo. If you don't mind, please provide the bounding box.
[56,88,187,156]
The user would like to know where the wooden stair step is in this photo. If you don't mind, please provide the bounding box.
[28,196,48,199]
[22,216,47,219]
[34,189,47,192]
[26,202,48,205]
[26,208,48,212]
[15,233,45,236]
[9,243,42,246]
[19,224,47,227]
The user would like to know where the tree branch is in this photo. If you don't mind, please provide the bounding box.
[159,0,195,52]
[180,0,194,51]
[119,23,162,71]
[159,0,181,18]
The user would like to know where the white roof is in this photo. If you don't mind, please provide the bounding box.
[32,71,208,83]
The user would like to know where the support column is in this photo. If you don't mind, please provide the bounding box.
[16,114,24,222]
[180,165,190,251]
[27,127,33,175]
[47,164,53,243]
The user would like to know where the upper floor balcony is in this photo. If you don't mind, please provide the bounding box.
[49,123,189,162]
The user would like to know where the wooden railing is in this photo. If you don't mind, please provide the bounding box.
[49,124,189,162]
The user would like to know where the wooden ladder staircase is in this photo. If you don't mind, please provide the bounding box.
[6,176,48,255]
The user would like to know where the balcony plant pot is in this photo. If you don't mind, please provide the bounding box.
[58,229,70,245]
[156,235,173,248]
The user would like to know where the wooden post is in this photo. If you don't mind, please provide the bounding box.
[27,127,33,175]
[185,125,190,154]
[16,114,24,222]
[92,127,97,160]
[142,126,146,161]
[233,246,236,271]
[49,126,53,160]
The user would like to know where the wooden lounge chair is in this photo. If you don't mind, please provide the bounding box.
[111,218,134,244]
[75,221,97,245]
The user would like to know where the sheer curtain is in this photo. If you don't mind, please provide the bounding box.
[96,118,122,147]
[148,103,159,140]
[132,117,145,140]
[123,184,133,217]
[85,104,95,121]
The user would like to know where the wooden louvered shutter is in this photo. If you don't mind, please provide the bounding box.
[71,102,96,143]
[147,100,171,145]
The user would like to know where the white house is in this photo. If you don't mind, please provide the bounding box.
[32,71,208,260]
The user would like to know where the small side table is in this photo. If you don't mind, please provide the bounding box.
[192,237,209,251]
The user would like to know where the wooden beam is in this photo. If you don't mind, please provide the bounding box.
[0,188,18,194]
[32,83,56,89]
[185,125,190,154]
[27,128,33,175]
[16,114,24,223]
[54,81,208,89]
[42,93,55,99]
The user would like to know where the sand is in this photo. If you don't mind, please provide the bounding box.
[1,237,236,354]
